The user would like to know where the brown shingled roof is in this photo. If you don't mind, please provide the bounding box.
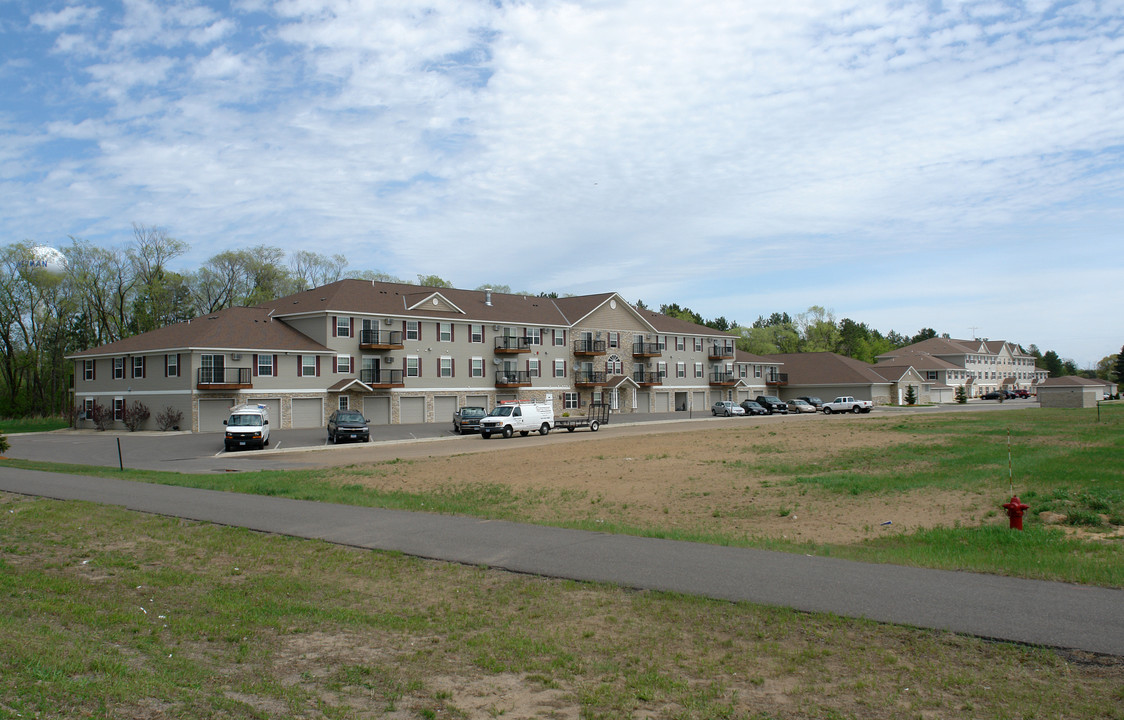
[68,306,331,358]
[759,352,892,385]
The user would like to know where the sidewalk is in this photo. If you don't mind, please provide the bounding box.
[2,465,1121,657]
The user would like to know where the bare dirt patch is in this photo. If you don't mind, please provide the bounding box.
[302,416,993,546]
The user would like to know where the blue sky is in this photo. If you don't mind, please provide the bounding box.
[2,0,1122,366]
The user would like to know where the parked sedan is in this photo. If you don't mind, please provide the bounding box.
[787,398,817,413]
[453,406,487,434]
[797,396,825,410]
[712,400,746,416]
[739,400,769,416]
[327,410,370,443]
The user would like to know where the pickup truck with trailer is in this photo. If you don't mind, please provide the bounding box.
[822,396,873,414]
[554,402,609,432]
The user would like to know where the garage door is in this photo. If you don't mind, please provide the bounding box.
[693,391,708,412]
[291,397,323,428]
[434,396,457,424]
[654,392,670,412]
[466,394,489,411]
[364,396,391,425]
[635,391,650,412]
[199,398,234,432]
[399,396,425,424]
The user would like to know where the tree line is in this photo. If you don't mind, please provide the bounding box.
[0,226,1112,418]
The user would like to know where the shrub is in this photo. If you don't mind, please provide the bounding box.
[156,406,184,431]
[89,401,113,431]
[122,401,151,432]
[0,431,8,455]
[955,386,968,404]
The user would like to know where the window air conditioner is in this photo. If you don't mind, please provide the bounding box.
[231,353,242,361]
[384,318,394,325]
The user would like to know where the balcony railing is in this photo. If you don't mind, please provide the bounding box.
[765,372,789,386]
[495,370,532,386]
[574,370,608,386]
[709,344,735,360]
[359,368,404,387]
[197,367,251,388]
[495,336,532,353]
[633,369,663,385]
[709,370,737,386]
[632,341,662,357]
[573,339,607,355]
[359,329,404,350]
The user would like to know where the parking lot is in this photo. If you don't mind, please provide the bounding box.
[3,400,1035,474]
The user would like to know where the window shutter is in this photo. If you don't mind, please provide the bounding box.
[332,317,338,337]
[297,356,303,377]
[142,356,146,378]
[349,356,354,373]
[451,358,455,376]
[315,356,321,377]
[418,358,422,377]
[349,318,354,337]
[92,360,96,380]
[450,324,455,342]
[176,354,180,377]
[164,356,169,378]
[253,354,258,377]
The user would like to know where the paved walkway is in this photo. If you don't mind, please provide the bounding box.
[2,466,1121,656]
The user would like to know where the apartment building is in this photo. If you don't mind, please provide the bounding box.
[874,337,1047,396]
[68,279,783,432]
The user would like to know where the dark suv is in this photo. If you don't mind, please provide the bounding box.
[327,410,370,443]
[755,395,788,414]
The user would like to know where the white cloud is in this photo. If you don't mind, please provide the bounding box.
[30,5,101,32]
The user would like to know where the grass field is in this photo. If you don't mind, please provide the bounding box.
[2,494,1122,719]
[0,416,69,435]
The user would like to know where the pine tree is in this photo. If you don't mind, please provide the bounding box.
[955,385,968,404]
[904,385,917,406]
[1115,345,1124,392]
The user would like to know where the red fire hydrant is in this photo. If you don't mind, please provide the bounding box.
[1002,495,1030,530]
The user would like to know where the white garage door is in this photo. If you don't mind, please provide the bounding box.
[635,391,650,412]
[291,397,324,428]
[364,396,391,425]
[466,394,489,409]
[399,396,426,424]
[199,398,234,432]
[654,392,670,412]
[434,396,457,424]
[693,391,708,412]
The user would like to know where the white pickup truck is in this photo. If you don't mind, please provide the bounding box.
[822,396,873,414]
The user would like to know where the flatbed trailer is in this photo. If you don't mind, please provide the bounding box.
[553,402,610,432]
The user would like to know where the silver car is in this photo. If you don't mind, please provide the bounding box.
[711,400,746,417]
[787,398,818,414]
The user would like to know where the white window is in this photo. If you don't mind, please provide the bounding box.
[257,354,272,377]
[113,397,124,421]
[406,321,420,340]
[406,356,420,377]
[527,327,542,345]
[336,355,351,373]
[608,331,619,349]
[563,392,579,409]
[471,357,484,378]
[166,354,179,377]
[694,337,703,352]
[84,359,94,381]
[336,316,351,337]
[339,395,349,410]
[439,357,453,377]
[676,362,686,378]
[113,357,125,380]
[82,397,94,419]
[471,325,484,343]
[301,355,317,376]
[657,361,667,379]
[606,354,622,375]
[554,359,566,378]
[553,329,565,346]
[657,335,667,351]
[676,336,685,351]
[439,323,452,342]
[528,359,540,378]
[694,362,703,378]
[754,365,762,378]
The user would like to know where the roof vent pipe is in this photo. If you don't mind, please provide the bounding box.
[484,288,492,306]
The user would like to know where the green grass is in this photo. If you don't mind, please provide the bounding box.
[0,416,69,434]
[3,495,1122,720]
[3,405,1123,587]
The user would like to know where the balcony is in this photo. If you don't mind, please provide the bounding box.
[765,372,789,387]
[574,370,608,387]
[632,341,662,358]
[709,344,735,360]
[633,369,663,386]
[359,329,403,351]
[359,368,404,388]
[573,339,607,356]
[709,370,737,386]
[495,336,532,354]
[495,370,532,387]
[197,367,251,390]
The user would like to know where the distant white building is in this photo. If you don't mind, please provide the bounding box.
[875,337,1046,398]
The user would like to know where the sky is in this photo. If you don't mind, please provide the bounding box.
[1,0,1122,367]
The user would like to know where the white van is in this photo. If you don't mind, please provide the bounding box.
[480,401,554,439]
[223,403,270,450]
